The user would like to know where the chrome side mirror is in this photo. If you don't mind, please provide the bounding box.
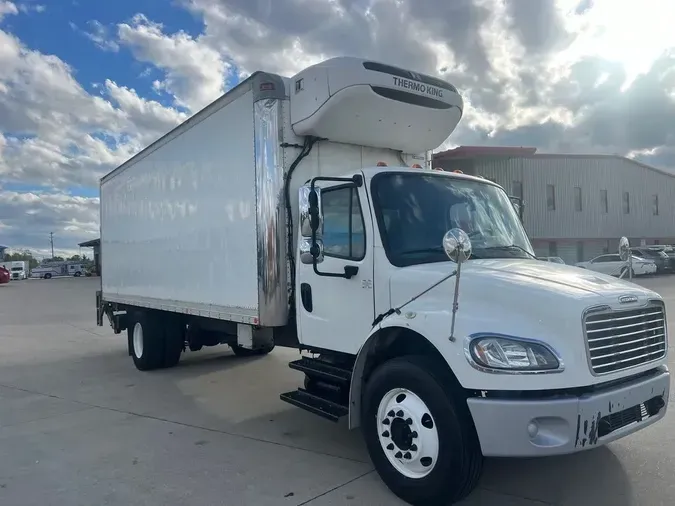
[299,185,323,238]
[618,236,633,281]
[443,228,472,263]
[442,228,472,342]
[618,236,630,261]
[299,237,324,265]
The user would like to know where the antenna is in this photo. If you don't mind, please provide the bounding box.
[50,232,54,259]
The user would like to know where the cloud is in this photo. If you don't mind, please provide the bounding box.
[0,189,99,258]
[117,14,229,111]
[0,28,185,188]
[0,1,18,21]
[71,20,120,52]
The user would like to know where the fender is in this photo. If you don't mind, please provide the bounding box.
[348,312,450,429]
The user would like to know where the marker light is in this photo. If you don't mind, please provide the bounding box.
[433,167,444,171]
[411,164,422,168]
[377,161,388,167]
[453,169,464,174]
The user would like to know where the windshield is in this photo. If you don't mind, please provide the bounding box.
[371,172,534,267]
[11,267,22,271]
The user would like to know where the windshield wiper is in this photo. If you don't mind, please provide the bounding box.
[480,244,537,259]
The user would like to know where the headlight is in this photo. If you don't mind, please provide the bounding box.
[467,336,561,372]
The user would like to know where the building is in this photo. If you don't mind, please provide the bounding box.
[433,146,675,264]
[78,238,100,274]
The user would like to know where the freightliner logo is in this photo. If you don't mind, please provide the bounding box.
[392,76,444,98]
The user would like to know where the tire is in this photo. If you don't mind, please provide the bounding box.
[162,316,185,369]
[362,355,483,506]
[44,273,52,280]
[231,342,275,357]
[74,271,82,277]
[128,311,165,371]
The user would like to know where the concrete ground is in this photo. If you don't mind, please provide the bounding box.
[0,277,673,506]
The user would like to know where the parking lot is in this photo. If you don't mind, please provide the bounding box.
[0,277,674,506]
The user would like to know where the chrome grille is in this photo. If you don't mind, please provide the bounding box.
[584,302,667,375]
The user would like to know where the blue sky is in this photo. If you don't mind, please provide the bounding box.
[1,0,229,199]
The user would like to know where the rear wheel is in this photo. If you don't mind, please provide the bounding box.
[362,355,483,506]
[128,311,165,371]
[44,273,52,279]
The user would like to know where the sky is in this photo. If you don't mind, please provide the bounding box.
[1,0,675,258]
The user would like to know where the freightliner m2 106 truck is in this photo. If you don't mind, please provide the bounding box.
[96,57,670,505]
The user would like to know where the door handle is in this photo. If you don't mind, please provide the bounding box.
[343,265,359,279]
[300,283,313,312]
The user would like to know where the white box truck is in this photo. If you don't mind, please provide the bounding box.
[96,57,670,505]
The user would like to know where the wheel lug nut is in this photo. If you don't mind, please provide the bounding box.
[406,418,413,425]
[382,418,390,425]
[410,444,418,451]
[411,431,418,438]
[388,410,395,417]
[381,431,390,438]
[404,452,411,460]
[396,410,404,417]
[395,451,402,459]
[387,443,394,450]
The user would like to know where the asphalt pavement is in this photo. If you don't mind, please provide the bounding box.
[0,276,674,506]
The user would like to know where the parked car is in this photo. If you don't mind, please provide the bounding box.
[575,253,657,277]
[631,247,671,273]
[540,256,565,264]
[0,266,9,284]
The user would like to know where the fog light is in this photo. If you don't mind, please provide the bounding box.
[527,421,539,438]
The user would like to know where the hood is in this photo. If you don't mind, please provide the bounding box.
[389,258,658,309]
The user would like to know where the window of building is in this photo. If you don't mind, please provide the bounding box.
[546,184,556,211]
[653,194,659,216]
[603,240,610,254]
[576,241,584,263]
[511,180,523,200]
[321,186,366,260]
[548,241,557,257]
[600,189,608,213]
[574,187,582,212]
[622,191,630,214]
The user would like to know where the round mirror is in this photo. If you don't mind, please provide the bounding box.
[443,228,472,263]
[618,236,630,261]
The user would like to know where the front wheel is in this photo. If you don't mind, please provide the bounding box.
[43,273,52,280]
[362,355,483,505]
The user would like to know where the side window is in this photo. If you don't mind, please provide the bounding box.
[321,186,366,260]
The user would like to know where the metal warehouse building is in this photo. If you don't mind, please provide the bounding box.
[433,146,675,265]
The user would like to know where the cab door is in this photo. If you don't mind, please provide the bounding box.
[296,178,375,355]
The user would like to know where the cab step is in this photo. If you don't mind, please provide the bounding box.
[288,357,352,385]
[279,389,349,422]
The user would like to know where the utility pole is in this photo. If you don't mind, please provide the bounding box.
[49,232,54,259]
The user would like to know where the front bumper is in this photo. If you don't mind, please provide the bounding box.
[467,367,669,457]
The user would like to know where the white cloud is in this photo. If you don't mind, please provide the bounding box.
[0,189,99,258]
[0,28,185,188]
[117,13,228,112]
[0,1,18,21]
[70,20,120,52]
